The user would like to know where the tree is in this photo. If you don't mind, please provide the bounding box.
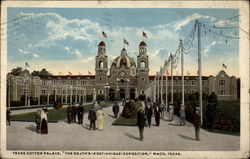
[10,67,23,76]
[204,92,219,128]
[31,68,53,76]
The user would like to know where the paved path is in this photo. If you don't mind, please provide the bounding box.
[7,104,239,151]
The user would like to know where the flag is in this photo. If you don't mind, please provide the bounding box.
[88,71,92,75]
[142,31,147,38]
[102,31,107,38]
[222,63,227,69]
[166,71,170,76]
[124,39,129,46]
[68,72,72,75]
[25,62,30,68]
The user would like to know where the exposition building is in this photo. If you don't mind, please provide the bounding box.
[7,40,239,106]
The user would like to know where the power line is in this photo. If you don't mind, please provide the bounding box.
[200,15,240,24]
[202,25,240,39]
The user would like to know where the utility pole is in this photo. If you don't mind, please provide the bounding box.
[160,70,163,103]
[157,72,160,103]
[180,39,185,106]
[165,71,168,108]
[170,53,174,104]
[197,20,203,125]
[154,74,157,103]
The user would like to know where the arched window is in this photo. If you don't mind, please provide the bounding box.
[99,61,104,69]
[140,61,145,68]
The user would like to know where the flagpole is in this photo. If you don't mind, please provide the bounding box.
[171,53,174,104]
[165,71,168,109]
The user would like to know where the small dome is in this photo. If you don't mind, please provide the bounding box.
[111,55,136,68]
[98,41,105,46]
[139,41,147,46]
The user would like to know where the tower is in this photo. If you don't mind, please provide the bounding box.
[136,41,149,96]
[95,41,108,95]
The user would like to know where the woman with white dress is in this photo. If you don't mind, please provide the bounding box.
[96,107,105,130]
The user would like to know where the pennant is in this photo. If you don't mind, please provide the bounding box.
[102,31,107,38]
[88,71,92,75]
[142,31,147,38]
[166,71,170,76]
[68,72,72,75]
[222,63,227,69]
[25,62,30,68]
[124,39,129,46]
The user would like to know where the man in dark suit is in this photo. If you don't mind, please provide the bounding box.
[77,104,84,125]
[137,108,146,141]
[112,102,120,118]
[6,108,11,126]
[72,104,77,123]
[67,105,72,124]
[88,106,97,130]
[145,101,153,127]
[193,107,201,141]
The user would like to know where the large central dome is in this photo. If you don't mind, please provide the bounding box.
[111,48,136,68]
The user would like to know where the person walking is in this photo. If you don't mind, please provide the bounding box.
[67,105,72,124]
[112,102,119,118]
[169,102,174,121]
[6,108,11,126]
[77,104,84,125]
[160,102,166,119]
[193,107,201,141]
[35,110,41,133]
[154,105,161,126]
[145,101,153,127]
[40,108,48,134]
[96,107,105,130]
[72,104,77,123]
[137,107,146,141]
[179,104,186,126]
[88,106,97,130]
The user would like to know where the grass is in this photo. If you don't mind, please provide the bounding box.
[112,116,137,126]
[10,102,112,122]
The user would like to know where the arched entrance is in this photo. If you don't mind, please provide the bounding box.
[119,88,125,99]
[109,88,115,101]
[130,89,135,100]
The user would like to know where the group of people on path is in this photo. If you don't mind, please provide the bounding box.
[67,104,84,125]
[136,99,201,141]
[35,108,48,134]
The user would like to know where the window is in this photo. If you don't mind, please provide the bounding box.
[190,89,195,94]
[140,61,145,68]
[51,89,56,95]
[71,80,77,85]
[219,80,226,85]
[191,80,195,86]
[81,81,85,85]
[51,80,57,85]
[99,90,103,94]
[99,61,104,69]
[202,90,207,94]
[91,81,95,85]
[81,90,85,94]
[99,77,103,81]
[42,80,47,85]
[21,79,28,84]
[73,90,77,95]
[141,90,145,94]
[41,89,47,94]
[219,90,226,95]
[202,80,207,86]
[21,88,28,94]
[62,80,67,85]
[61,90,66,94]
[141,77,145,81]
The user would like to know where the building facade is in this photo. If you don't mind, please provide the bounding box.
[7,41,238,106]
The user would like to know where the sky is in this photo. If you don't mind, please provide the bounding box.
[5,8,239,77]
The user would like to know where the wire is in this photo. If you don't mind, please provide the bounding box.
[0,15,30,25]
[200,15,240,24]
[203,25,240,39]
[203,25,238,30]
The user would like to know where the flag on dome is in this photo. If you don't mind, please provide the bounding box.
[102,31,107,38]
[143,31,147,38]
[124,39,129,46]
[222,63,227,69]
[88,71,92,75]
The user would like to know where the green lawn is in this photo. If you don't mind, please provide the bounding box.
[10,103,112,122]
[112,116,137,126]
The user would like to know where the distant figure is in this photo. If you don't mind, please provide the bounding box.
[145,101,153,127]
[88,106,97,130]
[112,102,120,118]
[169,103,174,121]
[35,110,41,133]
[72,104,77,123]
[154,106,161,126]
[6,108,11,126]
[159,102,166,119]
[121,98,126,107]
[179,104,186,126]
[77,104,84,125]
[93,101,99,110]
[40,108,48,134]
[193,108,201,141]
[137,108,146,141]
[96,107,105,130]
[67,105,72,124]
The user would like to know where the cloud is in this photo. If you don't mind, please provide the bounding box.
[203,41,225,55]
[18,49,29,54]
[32,54,40,58]
[174,13,214,31]
[151,48,169,59]
[81,57,95,63]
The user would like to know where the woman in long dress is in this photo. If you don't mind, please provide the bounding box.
[40,108,48,134]
[96,107,105,130]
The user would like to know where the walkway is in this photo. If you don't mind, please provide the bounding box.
[7,104,239,151]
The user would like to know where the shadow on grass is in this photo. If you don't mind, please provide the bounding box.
[124,133,140,141]
[25,124,36,132]
[178,134,196,141]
